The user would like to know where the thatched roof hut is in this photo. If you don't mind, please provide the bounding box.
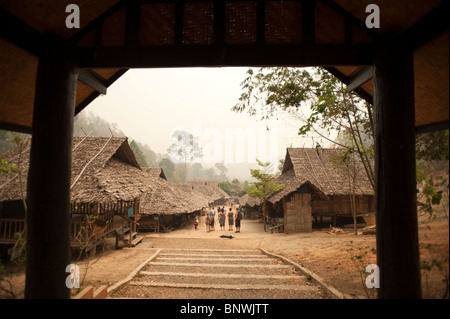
[0,136,155,203]
[269,147,374,204]
[268,147,375,233]
[142,167,167,181]
[185,180,230,206]
[139,178,209,216]
[0,137,211,216]
[239,193,261,208]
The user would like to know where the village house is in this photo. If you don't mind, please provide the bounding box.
[0,136,161,254]
[137,173,211,233]
[268,147,375,233]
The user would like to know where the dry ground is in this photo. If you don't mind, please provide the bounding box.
[1,216,448,299]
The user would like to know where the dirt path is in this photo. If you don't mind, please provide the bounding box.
[1,218,448,299]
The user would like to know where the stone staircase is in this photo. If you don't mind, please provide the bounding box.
[113,248,326,299]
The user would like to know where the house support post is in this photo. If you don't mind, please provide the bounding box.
[25,37,78,298]
[373,42,421,298]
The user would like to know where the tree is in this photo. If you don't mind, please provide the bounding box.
[159,158,175,182]
[130,140,148,167]
[230,178,242,196]
[214,162,228,180]
[168,129,202,166]
[219,181,232,195]
[416,129,449,162]
[233,67,375,191]
[247,159,284,231]
[191,163,205,180]
[138,143,158,167]
[278,159,285,173]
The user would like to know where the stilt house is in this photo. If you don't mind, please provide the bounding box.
[269,148,375,233]
[0,136,158,252]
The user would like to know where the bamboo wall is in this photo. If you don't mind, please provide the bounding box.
[311,195,374,216]
[283,193,312,233]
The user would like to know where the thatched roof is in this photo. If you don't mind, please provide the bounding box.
[142,167,167,181]
[139,179,209,216]
[185,180,230,205]
[0,136,216,214]
[239,193,261,208]
[269,147,375,203]
[0,136,152,203]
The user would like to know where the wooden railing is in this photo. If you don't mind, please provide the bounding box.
[0,219,25,243]
[70,213,115,250]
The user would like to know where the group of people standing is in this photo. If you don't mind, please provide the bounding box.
[203,205,243,233]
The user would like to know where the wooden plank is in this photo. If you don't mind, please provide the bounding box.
[73,286,94,299]
[93,285,108,299]
[347,66,373,92]
[78,69,107,95]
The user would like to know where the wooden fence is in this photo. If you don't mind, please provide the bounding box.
[0,218,25,244]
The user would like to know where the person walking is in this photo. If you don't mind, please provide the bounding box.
[205,213,211,232]
[235,207,242,233]
[228,207,234,231]
[194,216,199,231]
[219,207,226,230]
[210,207,215,231]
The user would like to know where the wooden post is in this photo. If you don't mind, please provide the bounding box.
[25,37,78,298]
[373,41,421,298]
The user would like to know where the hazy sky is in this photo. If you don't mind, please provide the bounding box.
[83,67,325,168]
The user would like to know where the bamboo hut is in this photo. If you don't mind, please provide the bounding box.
[185,180,230,206]
[137,180,230,232]
[238,193,262,220]
[0,136,152,251]
[269,148,375,233]
[138,176,209,232]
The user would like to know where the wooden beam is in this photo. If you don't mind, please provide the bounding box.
[0,121,32,135]
[71,1,127,44]
[0,7,42,56]
[78,69,107,95]
[75,69,128,116]
[79,43,374,68]
[324,67,373,105]
[213,0,226,46]
[256,0,265,45]
[400,0,450,51]
[415,120,449,135]
[302,0,316,44]
[373,40,421,299]
[25,37,78,299]
[174,1,184,45]
[347,66,373,92]
[125,0,140,64]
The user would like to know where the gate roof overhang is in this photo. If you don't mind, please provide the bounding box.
[0,0,448,134]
